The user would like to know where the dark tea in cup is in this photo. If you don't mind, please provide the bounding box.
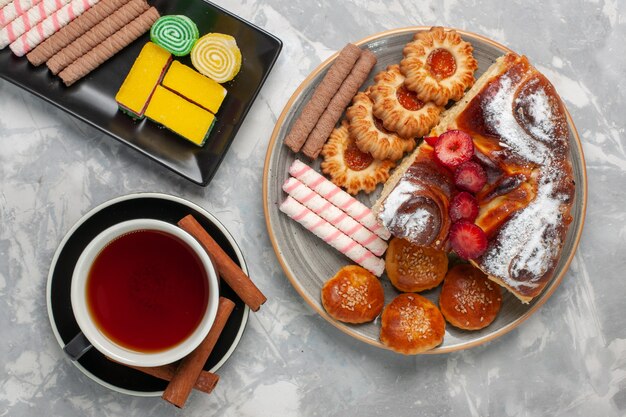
[70,219,219,367]
[86,229,209,352]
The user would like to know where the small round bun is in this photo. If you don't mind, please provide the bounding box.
[321,265,385,324]
[385,238,448,292]
[439,264,502,330]
[380,293,445,354]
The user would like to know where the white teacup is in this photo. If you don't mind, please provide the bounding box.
[67,219,219,367]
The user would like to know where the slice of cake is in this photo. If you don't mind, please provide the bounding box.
[374,53,575,303]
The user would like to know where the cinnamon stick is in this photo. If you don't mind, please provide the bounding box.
[107,360,220,394]
[162,297,235,408]
[178,215,267,311]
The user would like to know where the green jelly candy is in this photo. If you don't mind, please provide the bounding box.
[150,15,199,57]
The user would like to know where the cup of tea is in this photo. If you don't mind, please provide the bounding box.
[66,219,219,367]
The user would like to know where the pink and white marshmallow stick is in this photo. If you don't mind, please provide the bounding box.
[283,177,388,256]
[280,196,385,277]
[0,0,42,28]
[9,0,99,56]
[288,159,391,240]
[0,0,16,18]
[0,0,69,49]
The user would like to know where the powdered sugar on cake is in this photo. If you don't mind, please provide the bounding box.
[379,180,430,239]
[394,206,430,240]
[480,171,564,289]
[477,72,572,291]
[483,76,551,164]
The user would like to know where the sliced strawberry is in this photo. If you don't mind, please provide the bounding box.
[449,192,479,222]
[448,221,488,260]
[454,161,487,193]
[433,130,474,168]
[424,136,439,147]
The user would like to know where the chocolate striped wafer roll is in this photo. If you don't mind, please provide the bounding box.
[47,0,149,74]
[58,6,158,86]
[0,0,41,28]
[26,0,131,66]
[301,49,377,159]
[283,43,361,153]
[10,0,101,57]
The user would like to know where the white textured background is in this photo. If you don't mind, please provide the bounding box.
[1,0,625,416]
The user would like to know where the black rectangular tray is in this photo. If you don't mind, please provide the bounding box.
[0,0,282,186]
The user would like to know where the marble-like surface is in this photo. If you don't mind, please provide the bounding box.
[1,0,625,415]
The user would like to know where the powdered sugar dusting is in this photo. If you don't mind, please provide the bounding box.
[379,180,432,241]
[483,76,551,164]
[478,73,572,291]
[481,172,564,288]
[524,86,556,143]
[399,207,430,238]
[379,180,424,225]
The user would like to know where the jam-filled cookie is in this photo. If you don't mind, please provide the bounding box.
[380,293,445,354]
[321,120,395,195]
[346,91,416,161]
[385,238,448,292]
[321,265,385,324]
[400,27,478,106]
[368,65,442,139]
[439,264,502,330]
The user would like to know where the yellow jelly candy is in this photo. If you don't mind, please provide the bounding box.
[191,33,242,83]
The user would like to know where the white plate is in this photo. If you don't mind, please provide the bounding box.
[263,27,587,353]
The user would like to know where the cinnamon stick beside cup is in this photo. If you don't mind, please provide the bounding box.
[178,214,267,311]
[106,360,220,394]
[162,297,236,408]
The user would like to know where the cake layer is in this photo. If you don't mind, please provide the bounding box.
[145,85,215,146]
[162,60,227,113]
[115,41,171,119]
